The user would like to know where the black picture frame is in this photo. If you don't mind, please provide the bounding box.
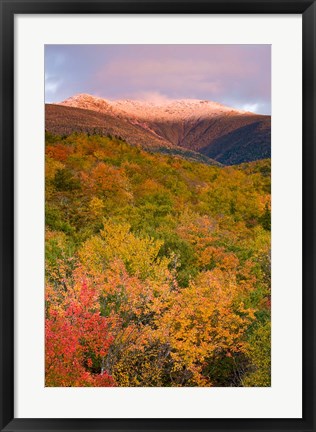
[0,1,315,431]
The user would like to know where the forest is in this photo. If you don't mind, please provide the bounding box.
[45,132,271,387]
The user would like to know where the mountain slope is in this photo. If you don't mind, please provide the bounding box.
[200,118,271,165]
[48,94,271,165]
[45,104,219,166]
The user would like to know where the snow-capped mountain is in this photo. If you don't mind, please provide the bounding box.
[46,93,271,165]
[59,93,248,121]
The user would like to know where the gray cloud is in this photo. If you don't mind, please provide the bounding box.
[45,44,271,114]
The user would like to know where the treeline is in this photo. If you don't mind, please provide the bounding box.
[45,132,271,387]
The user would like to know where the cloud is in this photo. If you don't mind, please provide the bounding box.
[127,91,172,104]
[45,73,62,99]
[45,44,271,114]
[239,103,260,113]
[95,58,247,98]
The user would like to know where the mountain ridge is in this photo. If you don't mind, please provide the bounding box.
[45,104,220,166]
[58,93,252,121]
[47,94,271,165]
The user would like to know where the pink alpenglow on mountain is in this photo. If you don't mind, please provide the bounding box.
[46,93,271,166]
[59,93,249,121]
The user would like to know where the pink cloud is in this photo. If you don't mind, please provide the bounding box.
[46,44,271,114]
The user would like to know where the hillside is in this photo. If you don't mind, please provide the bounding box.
[45,132,271,388]
[46,94,271,165]
[200,117,271,165]
[45,104,219,166]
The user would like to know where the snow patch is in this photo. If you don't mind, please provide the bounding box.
[58,93,248,121]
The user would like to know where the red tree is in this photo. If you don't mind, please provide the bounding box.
[45,278,115,387]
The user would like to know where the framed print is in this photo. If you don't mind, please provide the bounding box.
[0,1,315,431]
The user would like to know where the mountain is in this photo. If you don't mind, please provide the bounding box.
[45,104,219,166]
[46,94,271,166]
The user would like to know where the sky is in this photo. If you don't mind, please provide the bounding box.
[45,44,271,115]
